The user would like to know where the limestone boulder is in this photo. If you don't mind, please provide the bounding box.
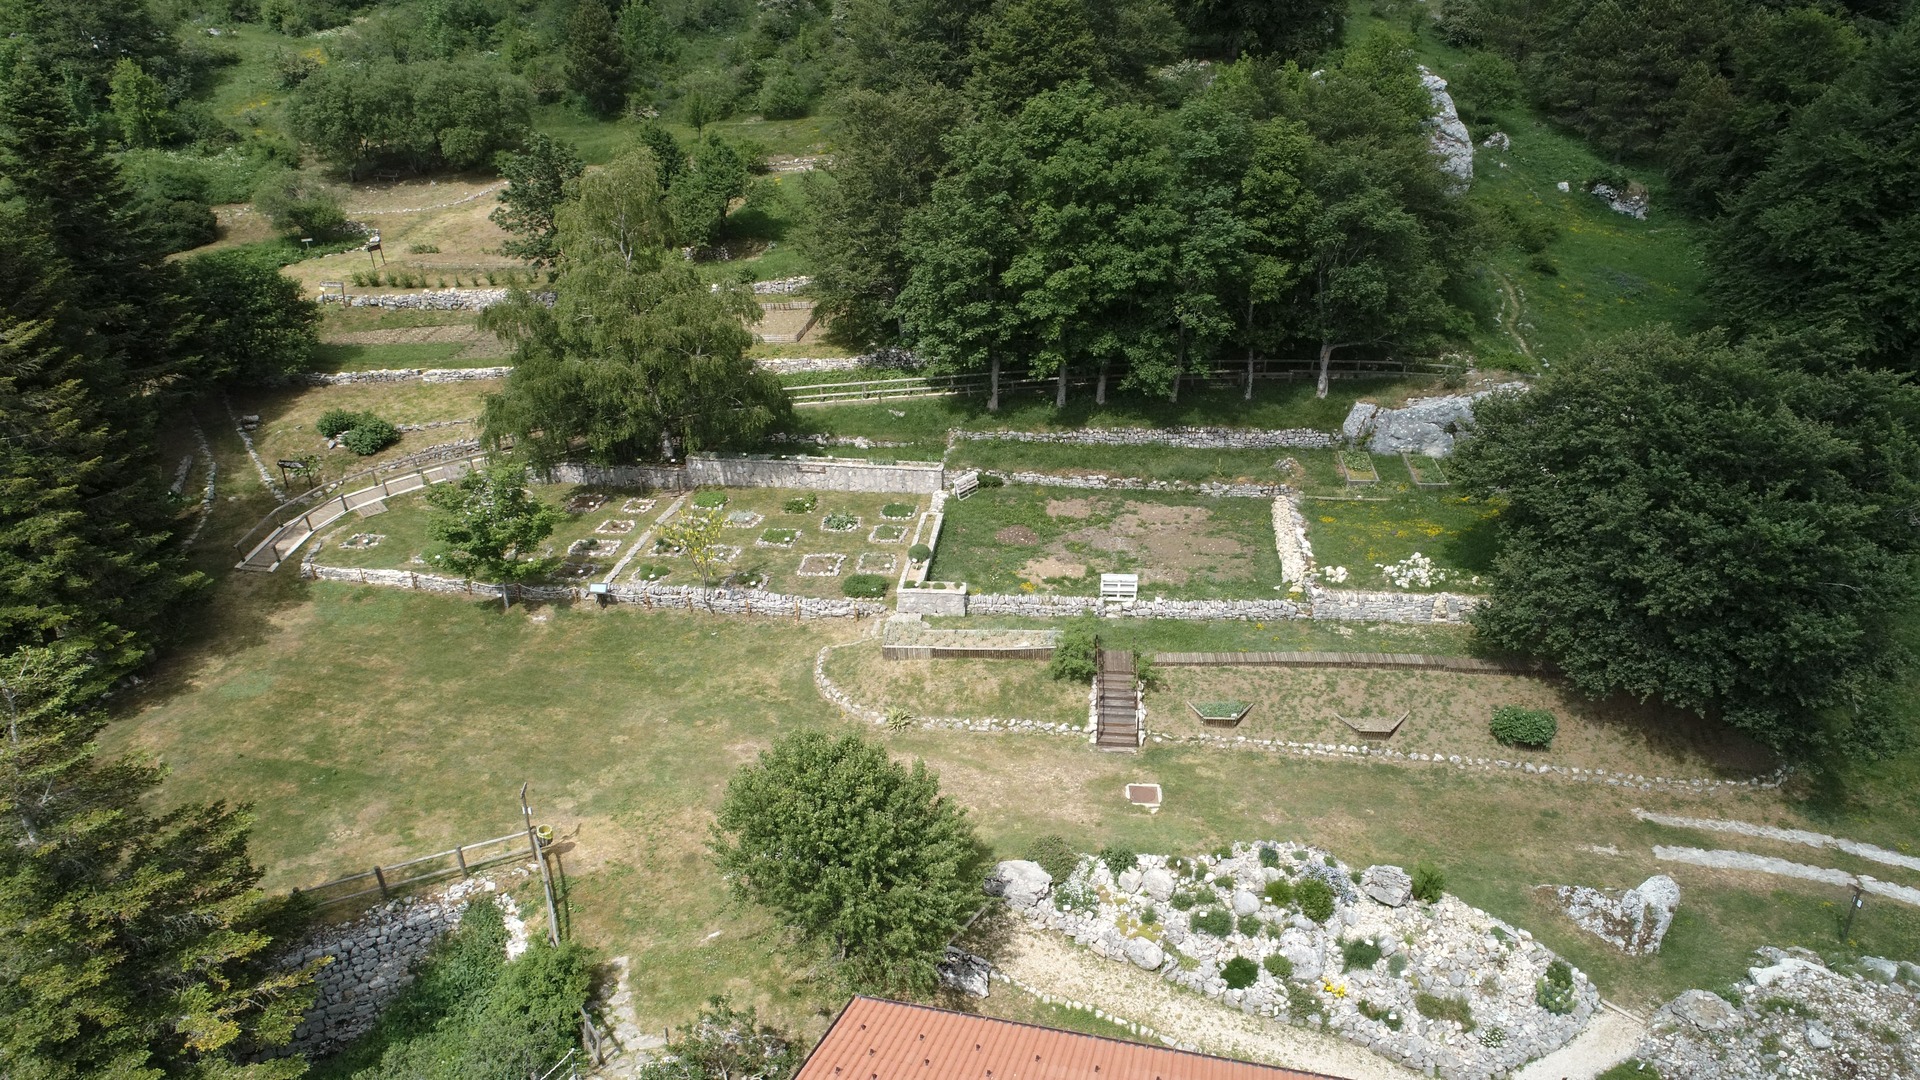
[1231,889,1262,917]
[1362,865,1412,907]
[1419,66,1473,191]
[983,860,1052,911]
[1126,936,1165,971]
[1549,873,1679,955]
[1665,990,1739,1033]
[1141,867,1175,902]
[937,947,991,998]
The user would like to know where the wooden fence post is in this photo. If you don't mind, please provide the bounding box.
[372,865,388,898]
[455,844,468,877]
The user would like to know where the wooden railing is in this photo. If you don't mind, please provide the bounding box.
[292,829,530,909]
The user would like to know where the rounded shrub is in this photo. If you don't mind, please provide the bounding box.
[908,543,932,564]
[1258,845,1280,868]
[1169,889,1201,911]
[1024,835,1078,883]
[316,407,363,438]
[1263,953,1294,979]
[1296,878,1335,924]
[842,573,888,599]
[1046,618,1098,683]
[1098,845,1138,875]
[1536,959,1577,1015]
[1491,705,1557,748]
[1222,956,1258,990]
[1341,937,1383,972]
[1411,862,1446,904]
[1189,908,1232,937]
[1263,879,1294,907]
[340,417,399,455]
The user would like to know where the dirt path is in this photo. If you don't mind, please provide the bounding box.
[1491,270,1535,362]
[1512,1006,1644,1079]
[993,923,1418,1080]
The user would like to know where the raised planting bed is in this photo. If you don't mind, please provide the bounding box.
[1187,700,1253,726]
[1337,450,1379,484]
[1404,454,1450,487]
[723,510,765,528]
[690,490,728,509]
[881,502,917,520]
[869,524,907,543]
[757,527,799,548]
[821,512,861,533]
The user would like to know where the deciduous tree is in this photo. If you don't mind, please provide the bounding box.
[1451,326,1920,756]
[425,461,561,607]
[711,732,982,994]
[492,133,587,266]
[182,251,320,385]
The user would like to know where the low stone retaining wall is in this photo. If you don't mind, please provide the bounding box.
[953,426,1332,450]
[546,462,693,490]
[689,453,943,494]
[896,587,968,616]
[966,594,1313,621]
[303,563,887,618]
[299,366,511,385]
[1307,587,1479,623]
[984,471,1285,497]
[340,288,552,311]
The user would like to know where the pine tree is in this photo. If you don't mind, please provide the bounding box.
[0,644,318,1078]
[566,0,629,117]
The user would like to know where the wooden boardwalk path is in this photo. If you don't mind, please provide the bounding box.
[1151,651,1534,674]
[1094,649,1141,751]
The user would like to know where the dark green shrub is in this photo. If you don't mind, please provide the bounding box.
[1025,835,1079,883]
[1412,862,1446,903]
[1138,905,1158,926]
[1341,938,1383,972]
[908,543,932,563]
[842,574,888,599]
[1536,959,1577,1015]
[1258,845,1280,868]
[1263,879,1294,907]
[977,473,1005,488]
[316,408,362,438]
[1221,956,1258,990]
[1491,705,1557,748]
[1046,618,1098,682]
[340,417,399,455]
[1169,889,1202,911]
[1098,845,1137,875]
[692,490,728,508]
[1297,878,1335,924]
[1189,908,1232,937]
[1167,855,1198,878]
[1416,992,1476,1030]
[1595,1061,1663,1080]
[1263,954,1293,979]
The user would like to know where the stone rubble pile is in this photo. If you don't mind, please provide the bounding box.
[1340,383,1527,456]
[1631,947,1919,1078]
[987,843,1597,1080]
[1545,874,1680,955]
[281,874,529,1059]
[1590,182,1650,220]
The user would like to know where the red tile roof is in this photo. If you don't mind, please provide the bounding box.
[793,996,1351,1080]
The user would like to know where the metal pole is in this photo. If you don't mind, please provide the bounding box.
[1843,885,1864,940]
[522,783,562,947]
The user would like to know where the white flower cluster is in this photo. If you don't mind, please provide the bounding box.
[1377,552,1449,589]
[1319,565,1350,584]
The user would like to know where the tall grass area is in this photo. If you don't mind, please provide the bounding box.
[310,902,591,1080]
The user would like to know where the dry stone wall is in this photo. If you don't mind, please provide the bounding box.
[299,366,511,386]
[687,453,943,494]
[303,563,886,618]
[983,470,1285,498]
[338,288,552,311]
[954,426,1331,450]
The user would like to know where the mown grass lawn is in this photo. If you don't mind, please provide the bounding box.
[310,341,474,372]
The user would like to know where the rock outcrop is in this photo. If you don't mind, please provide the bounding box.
[1420,66,1473,191]
[1546,874,1679,955]
[1633,948,1919,1078]
[1340,383,1526,456]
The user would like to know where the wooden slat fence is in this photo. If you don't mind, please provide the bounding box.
[293,830,529,909]
[1151,651,1534,673]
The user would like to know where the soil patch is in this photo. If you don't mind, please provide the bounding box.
[1050,504,1251,587]
[1019,555,1089,581]
[1046,498,1097,519]
[996,525,1041,545]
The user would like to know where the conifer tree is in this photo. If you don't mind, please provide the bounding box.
[566,0,629,116]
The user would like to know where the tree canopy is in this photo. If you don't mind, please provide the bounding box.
[1452,326,1920,756]
[711,732,983,994]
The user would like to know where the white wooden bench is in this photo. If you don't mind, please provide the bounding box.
[1100,573,1139,609]
[952,471,980,500]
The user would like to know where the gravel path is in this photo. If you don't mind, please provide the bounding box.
[1512,1006,1644,1079]
[994,923,1419,1080]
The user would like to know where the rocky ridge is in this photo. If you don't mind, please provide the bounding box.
[1632,947,1918,1078]
[987,843,1598,1080]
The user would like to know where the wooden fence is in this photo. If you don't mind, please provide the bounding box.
[786,357,1466,406]
[293,829,531,909]
[1151,651,1535,674]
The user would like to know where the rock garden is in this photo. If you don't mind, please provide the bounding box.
[984,842,1600,1079]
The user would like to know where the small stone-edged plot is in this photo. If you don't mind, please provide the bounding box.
[311,483,928,599]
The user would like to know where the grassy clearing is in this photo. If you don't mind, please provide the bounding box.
[1146,665,1775,779]
[825,645,1088,727]
[109,571,1920,1034]
[310,342,474,372]
[318,307,484,335]
[1290,451,1497,591]
[930,486,1283,600]
[229,379,495,479]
